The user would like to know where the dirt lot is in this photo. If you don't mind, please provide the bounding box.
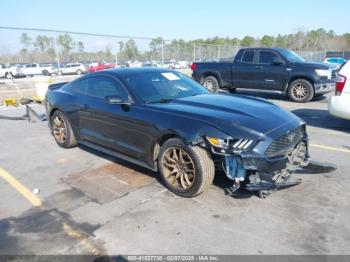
[0,89,350,257]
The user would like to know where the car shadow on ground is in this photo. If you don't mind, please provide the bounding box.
[291,108,350,132]
[78,145,260,198]
[78,144,161,182]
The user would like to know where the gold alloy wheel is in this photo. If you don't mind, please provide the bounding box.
[52,115,67,144]
[162,147,196,190]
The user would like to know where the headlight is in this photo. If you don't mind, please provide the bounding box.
[206,137,229,148]
[206,137,254,152]
[315,69,331,79]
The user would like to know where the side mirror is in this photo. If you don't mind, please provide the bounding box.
[105,95,129,105]
[272,57,284,65]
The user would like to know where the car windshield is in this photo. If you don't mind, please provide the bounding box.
[124,71,210,103]
[278,49,305,63]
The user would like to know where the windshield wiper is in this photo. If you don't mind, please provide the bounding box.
[146,98,174,104]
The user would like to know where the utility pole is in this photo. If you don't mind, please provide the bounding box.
[54,37,61,72]
[161,39,164,65]
[193,43,196,62]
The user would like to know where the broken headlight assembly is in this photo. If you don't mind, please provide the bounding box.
[206,136,255,154]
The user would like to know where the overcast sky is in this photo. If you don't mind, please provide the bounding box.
[0,0,349,52]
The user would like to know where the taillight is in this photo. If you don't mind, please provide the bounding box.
[335,74,346,96]
[191,63,197,71]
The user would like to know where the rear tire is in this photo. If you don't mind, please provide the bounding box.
[42,70,49,76]
[288,79,314,103]
[51,110,77,148]
[76,69,82,75]
[158,138,215,198]
[202,76,220,93]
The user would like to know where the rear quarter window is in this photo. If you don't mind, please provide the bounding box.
[61,78,87,95]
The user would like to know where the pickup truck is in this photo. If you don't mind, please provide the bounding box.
[0,64,23,79]
[21,63,57,76]
[191,48,336,102]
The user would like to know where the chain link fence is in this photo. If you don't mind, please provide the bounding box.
[192,44,348,63]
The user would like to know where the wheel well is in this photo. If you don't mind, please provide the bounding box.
[200,72,221,87]
[49,108,59,120]
[153,134,181,161]
[287,76,314,92]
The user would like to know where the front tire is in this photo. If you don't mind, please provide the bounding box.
[51,110,77,148]
[5,72,12,79]
[42,70,50,76]
[158,138,215,197]
[76,69,82,75]
[288,79,314,103]
[202,76,220,93]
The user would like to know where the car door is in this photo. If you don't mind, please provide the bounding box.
[79,74,145,159]
[232,49,259,89]
[24,64,34,75]
[62,64,70,74]
[254,50,288,91]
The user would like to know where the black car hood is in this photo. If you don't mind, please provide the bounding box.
[293,61,330,69]
[149,94,301,138]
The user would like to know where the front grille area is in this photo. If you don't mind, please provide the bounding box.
[331,70,338,80]
[265,126,305,157]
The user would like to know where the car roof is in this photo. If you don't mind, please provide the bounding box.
[239,47,286,52]
[91,67,175,78]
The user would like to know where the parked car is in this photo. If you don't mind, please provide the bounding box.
[174,60,189,69]
[158,60,175,69]
[191,48,336,103]
[45,68,309,197]
[328,61,350,120]
[59,63,86,75]
[88,62,115,73]
[0,64,24,78]
[128,61,143,68]
[323,57,347,70]
[142,61,157,67]
[21,63,57,76]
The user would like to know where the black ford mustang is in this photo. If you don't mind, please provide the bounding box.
[45,68,309,197]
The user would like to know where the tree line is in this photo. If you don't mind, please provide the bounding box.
[1,28,350,63]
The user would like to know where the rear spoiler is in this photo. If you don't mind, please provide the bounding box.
[48,82,68,90]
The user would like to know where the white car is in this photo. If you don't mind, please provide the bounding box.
[21,63,57,76]
[0,64,22,78]
[174,60,189,69]
[157,60,175,69]
[59,63,86,75]
[328,61,350,120]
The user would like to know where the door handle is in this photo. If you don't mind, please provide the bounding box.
[255,66,263,69]
[79,104,89,110]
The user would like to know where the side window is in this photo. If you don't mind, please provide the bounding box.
[62,78,87,95]
[87,75,128,100]
[241,51,255,63]
[259,51,279,64]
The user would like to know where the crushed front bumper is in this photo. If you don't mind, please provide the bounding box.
[220,138,309,195]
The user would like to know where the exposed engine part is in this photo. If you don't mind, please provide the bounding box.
[223,155,246,195]
[223,155,246,182]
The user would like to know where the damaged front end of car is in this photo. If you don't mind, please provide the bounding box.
[194,124,310,198]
